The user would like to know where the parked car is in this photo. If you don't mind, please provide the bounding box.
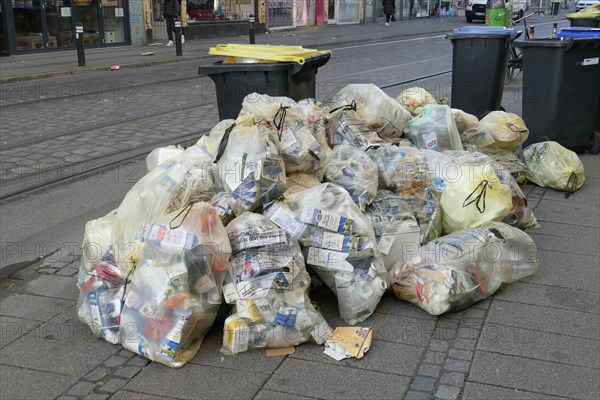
[465,0,527,22]
[576,0,600,11]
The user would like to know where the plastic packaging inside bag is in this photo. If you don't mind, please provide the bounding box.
[404,104,463,151]
[451,108,479,134]
[332,84,412,139]
[119,203,231,367]
[283,172,322,197]
[196,119,236,162]
[440,164,513,234]
[210,191,235,225]
[221,212,332,354]
[112,145,216,271]
[447,151,538,229]
[367,145,442,244]
[482,149,528,185]
[477,111,529,151]
[269,183,389,325]
[146,145,185,172]
[391,222,539,315]
[321,145,378,211]
[327,106,384,148]
[215,114,286,216]
[364,191,421,272]
[520,141,585,194]
[396,87,437,113]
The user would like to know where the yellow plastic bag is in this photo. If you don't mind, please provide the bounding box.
[521,141,585,194]
[441,165,513,234]
[396,87,437,113]
[478,111,529,151]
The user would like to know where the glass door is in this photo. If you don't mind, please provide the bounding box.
[46,0,74,48]
[328,0,335,22]
[268,0,294,28]
[338,0,359,23]
[74,0,100,44]
[99,0,125,43]
[13,0,50,50]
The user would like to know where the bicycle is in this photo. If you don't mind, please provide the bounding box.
[506,10,545,83]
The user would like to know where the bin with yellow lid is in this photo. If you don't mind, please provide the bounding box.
[199,44,332,120]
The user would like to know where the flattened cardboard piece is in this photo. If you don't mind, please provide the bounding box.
[266,347,296,357]
[323,327,372,361]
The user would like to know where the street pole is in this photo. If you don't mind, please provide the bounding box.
[75,23,85,67]
[175,19,182,57]
[249,14,256,44]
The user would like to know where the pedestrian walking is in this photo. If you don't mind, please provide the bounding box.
[164,0,180,46]
[383,0,395,26]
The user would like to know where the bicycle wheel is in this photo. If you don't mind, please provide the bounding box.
[506,47,520,83]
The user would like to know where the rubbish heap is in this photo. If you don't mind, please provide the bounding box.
[77,84,586,367]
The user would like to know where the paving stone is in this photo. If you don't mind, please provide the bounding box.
[254,389,317,400]
[456,327,479,340]
[373,293,437,321]
[56,396,78,400]
[448,348,472,361]
[0,310,119,378]
[424,351,446,365]
[85,366,110,381]
[67,381,97,396]
[411,376,436,392]
[264,358,411,400]
[0,315,42,349]
[114,366,142,379]
[524,251,599,292]
[495,282,600,313]
[54,267,79,277]
[290,339,424,377]
[462,382,567,399]
[83,394,110,400]
[435,385,461,400]
[452,338,477,351]
[469,351,599,400]
[479,323,600,369]
[487,300,600,340]
[428,339,449,353]
[472,299,491,310]
[439,372,465,387]
[534,198,599,227]
[118,349,135,358]
[109,390,170,400]
[127,356,151,367]
[18,274,79,300]
[97,379,128,394]
[444,359,470,373]
[529,232,599,257]
[104,355,129,368]
[417,363,442,378]
[461,308,486,319]
[0,365,77,400]
[126,362,268,400]
[190,334,285,375]
[404,390,433,400]
[0,292,74,321]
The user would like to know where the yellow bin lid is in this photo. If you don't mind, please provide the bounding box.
[209,44,332,64]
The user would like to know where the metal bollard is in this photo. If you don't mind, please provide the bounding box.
[76,23,85,67]
[175,19,182,57]
[249,14,255,44]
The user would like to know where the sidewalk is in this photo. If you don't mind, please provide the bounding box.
[0,12,569,84]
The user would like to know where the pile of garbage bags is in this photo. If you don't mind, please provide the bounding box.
[77,84,586,367]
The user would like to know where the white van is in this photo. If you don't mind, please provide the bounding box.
[465,0,528,23]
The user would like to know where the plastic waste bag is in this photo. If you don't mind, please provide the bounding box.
[119,203,231,367]
[396,87,437,113]
[404,105,463,151]
[297,98,332,154]
[196,119,236,162]
[440,164,513,234]
[478,111,529,151]
[215,114,286,216]
[146,145,185,172]
[221,212,332,354]
[283,172,322,197]
[332,84,412,139]
[364,191,421,272]
[391,222,539,315]
[459,124,496,149]
[367,145,442,244]
[240,94,326,173]
[268,183,389,325]
[521,141,585,194]
[482,149,528,185]
[452,108,479,134]
[321,145,378,211]
[327,104,384,148]
[210,191,235,225]
[112,145,216,271]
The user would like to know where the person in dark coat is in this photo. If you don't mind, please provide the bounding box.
[382,0,395,25]
[164,0,180,46]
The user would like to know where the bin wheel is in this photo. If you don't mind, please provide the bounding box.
[466,17,473,23]
[589,132,600,155]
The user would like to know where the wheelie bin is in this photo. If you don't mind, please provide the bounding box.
[447,27,518,118]
[199,44,331,120]
[515,30,600,153]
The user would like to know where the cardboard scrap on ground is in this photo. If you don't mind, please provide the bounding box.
[266,347,296,357]
[323,327,372,361]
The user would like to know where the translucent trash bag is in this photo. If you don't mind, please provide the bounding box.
[481,149,528,185]
[196,119,236,162]
[215,114,286,216]
[146,145,184,172]
[119,202,231,367]
[221,212,332,354]
[321,145,379,211]
[451,108,479,134]
[391,222,539,315]
[404,104,463,151]
[521,141,585,195]
[332,83,412,139]
[271,183,389,325]
[327,105,384,148]
[396,86,438,114]
[364,191,421,272]
[477,111,529,151]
